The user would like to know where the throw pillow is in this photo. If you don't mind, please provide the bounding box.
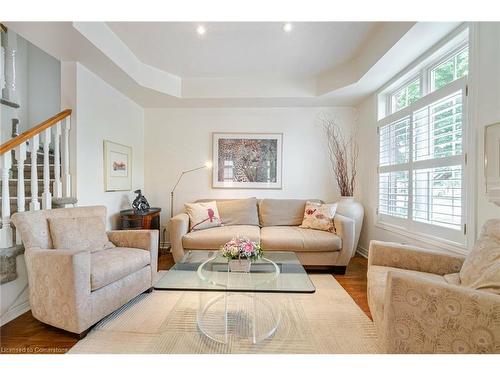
[185,201,222,231]
[48,216,115,252]
[299,201,337,232]
[217,197,259,226]
[460,219,500,294]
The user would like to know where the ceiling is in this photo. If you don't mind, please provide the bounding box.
[107,22,378,78]
[6,21,462,107]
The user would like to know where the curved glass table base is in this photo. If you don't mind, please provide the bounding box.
[197,293,281,345]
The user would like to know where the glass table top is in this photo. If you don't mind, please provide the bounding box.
[154,250,315,293]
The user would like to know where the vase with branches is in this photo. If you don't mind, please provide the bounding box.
[322,116,364,252]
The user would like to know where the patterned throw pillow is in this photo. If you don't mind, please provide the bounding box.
[48,216,115,252]
[299,201,337,232]
[185,201,222,232]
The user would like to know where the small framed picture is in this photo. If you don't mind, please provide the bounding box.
[104,140,132,191]
[212,132,283,189]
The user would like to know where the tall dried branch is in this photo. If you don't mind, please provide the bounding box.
[323,117,359,197]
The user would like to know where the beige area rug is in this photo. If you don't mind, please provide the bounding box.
[69,274,381,354]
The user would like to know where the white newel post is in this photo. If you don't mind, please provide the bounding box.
[29,135,40,211]
[61,117,71,197]
[0,152,13,248]
[52,122,62,198]
[14,143,26,244]
[41,129,52,209]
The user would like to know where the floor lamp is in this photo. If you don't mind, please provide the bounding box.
[170,161,212,218]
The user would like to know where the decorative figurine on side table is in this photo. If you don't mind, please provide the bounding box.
[132,189,150,213]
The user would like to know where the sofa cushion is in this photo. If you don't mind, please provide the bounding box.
[182,225,260,250]
[91,247,150,291]
[460,219,500,294]
[260,226,341,252]
[48,216,115,252]
[367,265,449,330]
[300,201,337,232]
[185,201,222,231]
[217,198,259,226]
[258,199,307,227]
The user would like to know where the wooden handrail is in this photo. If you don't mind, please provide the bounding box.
[0,109,72,155]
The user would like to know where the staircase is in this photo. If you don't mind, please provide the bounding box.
[0,109,73,284]
[1,148,55,214]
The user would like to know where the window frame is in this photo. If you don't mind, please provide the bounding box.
[376,24,473,253]
[378,78,467,246]
[386,74,423,115]
[427,42,469,93]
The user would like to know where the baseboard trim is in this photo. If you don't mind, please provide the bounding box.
[356,246,369,259]
[0,301,30,326]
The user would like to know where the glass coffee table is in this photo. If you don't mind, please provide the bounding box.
[155,251,315,344]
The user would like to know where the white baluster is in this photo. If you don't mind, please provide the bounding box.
[14,143,26,245]
[61,117,71,197]
[0,152,13,248]
[41,129,52,209]
[52,122,62,198]
[29,135,40,211]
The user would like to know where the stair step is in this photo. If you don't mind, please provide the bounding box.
[9,149,55,165]
[10,166,56,180]
[2,180,55,197]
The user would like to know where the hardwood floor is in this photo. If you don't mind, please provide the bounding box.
[0,253,369,354]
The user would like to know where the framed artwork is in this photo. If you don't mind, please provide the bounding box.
[212,132,283,189]
[104,140,132,191]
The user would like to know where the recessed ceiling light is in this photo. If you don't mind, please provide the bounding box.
[283,23,292,33]
[196,25,206,36]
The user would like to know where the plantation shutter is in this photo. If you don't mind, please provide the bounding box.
[377,78,466,243]
[378,117,410,218]
[411,91,464,230]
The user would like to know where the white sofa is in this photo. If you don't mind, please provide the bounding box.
[169,198,356,272]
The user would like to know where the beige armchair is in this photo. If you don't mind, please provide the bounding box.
[12,206,158,337]
[367,220,500,353]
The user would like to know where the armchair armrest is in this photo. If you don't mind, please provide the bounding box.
[168,213,190,263]
[368,240,465,275]
[24,247,92,333]
[384,271,500,353]
[107,230,159,279]
[333,213,356,265]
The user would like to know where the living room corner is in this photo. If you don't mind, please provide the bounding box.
[1,1,500,372]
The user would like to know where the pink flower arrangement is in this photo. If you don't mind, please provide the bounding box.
[220,236,263,260]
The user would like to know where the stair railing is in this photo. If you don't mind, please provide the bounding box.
[0,109,72,247]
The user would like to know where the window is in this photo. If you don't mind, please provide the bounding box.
[390,78,421,113]
[377,33,469,246]
[431,47,469,92]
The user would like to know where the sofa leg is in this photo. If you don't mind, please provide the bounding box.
[331,266,347,275]
[75,327,92,340]
[144,287,154,293]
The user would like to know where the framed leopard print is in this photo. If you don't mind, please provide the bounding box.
[212,132,283,189]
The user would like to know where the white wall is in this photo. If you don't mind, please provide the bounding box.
[27,41,61,126]
[356,22,500,255]
[1,33,60,142]
[144,107,356,226]
[75,64,145,229]
[473,23,500,232]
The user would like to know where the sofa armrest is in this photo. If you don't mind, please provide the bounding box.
[384,271,500,353]
[368,240,465,275]
[24,247,92,333]
[107,230,159,281]
[333,213,356,265]
[168,213,190,263]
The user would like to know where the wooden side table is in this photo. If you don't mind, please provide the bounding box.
[119,208,161,247]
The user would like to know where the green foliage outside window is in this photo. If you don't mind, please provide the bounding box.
[432,47,469,91]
